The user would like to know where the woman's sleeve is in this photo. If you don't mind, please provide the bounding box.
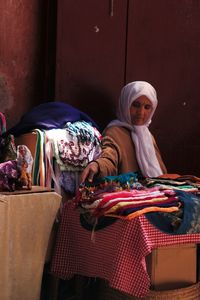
[95,134,121,177]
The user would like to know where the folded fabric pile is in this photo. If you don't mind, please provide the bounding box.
[144,176,200,193]
[74,172,180,221]
[74,172,200,235]
[6,102,102,195]
[76,172,142,203]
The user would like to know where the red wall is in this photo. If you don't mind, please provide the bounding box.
[0,1,50,129]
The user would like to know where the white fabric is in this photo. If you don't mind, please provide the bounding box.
[107,81,163,177]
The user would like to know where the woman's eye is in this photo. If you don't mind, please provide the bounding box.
[144,104,152,110]
[132,101,140,108]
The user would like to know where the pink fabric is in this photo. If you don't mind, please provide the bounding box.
[51,202,200,297]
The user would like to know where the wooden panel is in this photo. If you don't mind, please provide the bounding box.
[126,0,200,175]
[56,0,128,130]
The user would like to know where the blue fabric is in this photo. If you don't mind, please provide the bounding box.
[82,172,141,188]
[146,190,200,235]
[6,102,98,137]
[103,172,139,184]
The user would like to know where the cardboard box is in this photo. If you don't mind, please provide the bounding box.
[0,188,61,300]
[146,244,197,291]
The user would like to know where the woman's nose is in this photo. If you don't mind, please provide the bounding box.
[138,106,145,115]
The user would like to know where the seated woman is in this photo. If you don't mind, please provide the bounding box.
[80,80,167,183]
[54,81,168,299]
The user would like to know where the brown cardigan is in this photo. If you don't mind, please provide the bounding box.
[96,126,167,177]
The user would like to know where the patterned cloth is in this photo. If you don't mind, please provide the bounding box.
[0,160,19,191]
[46,122,102,172]
[58,121,102,168]
[50,201,200,297]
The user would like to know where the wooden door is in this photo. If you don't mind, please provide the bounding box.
[56,0,128,130]
[126,0,200,175]
[56,0,200,175]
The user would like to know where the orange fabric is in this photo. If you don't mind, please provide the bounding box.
[159,173,181,180]
[106,206,179,220]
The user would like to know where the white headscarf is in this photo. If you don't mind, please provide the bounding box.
[107,81,163,177]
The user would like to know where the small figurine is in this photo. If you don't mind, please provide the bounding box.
[17,145,33,189]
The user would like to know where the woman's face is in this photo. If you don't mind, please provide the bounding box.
[130,95,153,125]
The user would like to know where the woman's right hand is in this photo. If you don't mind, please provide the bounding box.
[80,161,99,184]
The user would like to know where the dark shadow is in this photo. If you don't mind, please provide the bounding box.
[68,83,116,132]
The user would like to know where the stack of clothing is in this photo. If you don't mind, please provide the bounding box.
[75,172,180,221]
[6,102,102,195]
[74,172,200,235]
[144,175,200,193]
[144,174,200,234]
